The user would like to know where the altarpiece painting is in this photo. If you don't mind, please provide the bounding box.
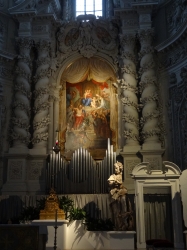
[58,58,118,160]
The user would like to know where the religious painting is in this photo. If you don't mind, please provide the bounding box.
[64,80,112,159]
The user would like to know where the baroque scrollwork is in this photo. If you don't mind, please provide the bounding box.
[57,19,118,63]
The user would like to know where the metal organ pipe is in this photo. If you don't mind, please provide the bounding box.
[46,137,117,194]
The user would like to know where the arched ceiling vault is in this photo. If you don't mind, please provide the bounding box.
[60,57,117,84]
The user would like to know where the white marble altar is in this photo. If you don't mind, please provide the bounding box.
[32,220,136,250]
[32,219,68,250]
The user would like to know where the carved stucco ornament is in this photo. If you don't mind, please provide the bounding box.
[57,19,118,62]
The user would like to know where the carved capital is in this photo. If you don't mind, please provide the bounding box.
[120,33,136,48]
[35,39,51,52]
[138,29,154,45]
[16,37,33,50]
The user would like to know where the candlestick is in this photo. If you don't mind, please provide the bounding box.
[55,209,57,227]
[54,209,58,250]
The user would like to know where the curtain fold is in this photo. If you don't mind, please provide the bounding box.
[62,57,116,84]
[144,194,173,241]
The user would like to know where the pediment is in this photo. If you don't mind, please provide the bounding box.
[131,161,181,178]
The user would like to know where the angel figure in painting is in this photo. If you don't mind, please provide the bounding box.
[108,161,134,231]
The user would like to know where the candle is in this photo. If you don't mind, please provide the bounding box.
[55,209,58,227]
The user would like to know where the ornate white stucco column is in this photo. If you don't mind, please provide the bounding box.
[138,29,164,169]
[32,40,50,152]
[120,34,139,147]
[138,29,161,148]
[10,37,32,149]
[119,33,141,191]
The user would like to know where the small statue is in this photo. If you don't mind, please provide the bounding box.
[108,161,134,231]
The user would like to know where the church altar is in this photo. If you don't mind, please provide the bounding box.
[32,219,136,250]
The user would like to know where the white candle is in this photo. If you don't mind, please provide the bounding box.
[55,209,58,227]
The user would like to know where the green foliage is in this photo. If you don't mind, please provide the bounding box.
[68,207,87,221]
[36,197,46,210]
[84,217,114,231]
[19,206,40,221]
[58,196,74,217]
